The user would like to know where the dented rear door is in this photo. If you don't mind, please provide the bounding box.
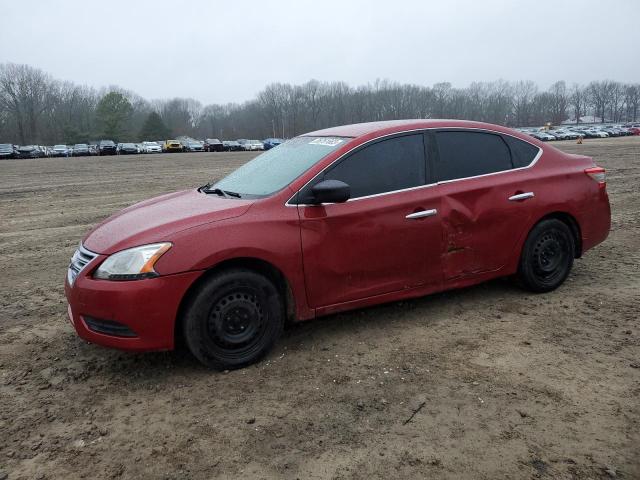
[431,130,537,280]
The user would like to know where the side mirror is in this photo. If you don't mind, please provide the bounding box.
[310,179,350,204]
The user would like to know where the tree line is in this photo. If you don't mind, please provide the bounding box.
[0,62,638,146]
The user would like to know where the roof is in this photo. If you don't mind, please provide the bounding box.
[303,119,519,138]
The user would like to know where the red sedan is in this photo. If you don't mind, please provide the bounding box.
[65,120,611,369]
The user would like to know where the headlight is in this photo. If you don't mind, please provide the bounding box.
[93,243,172,280]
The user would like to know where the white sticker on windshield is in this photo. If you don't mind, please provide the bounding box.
[309,138,344,147]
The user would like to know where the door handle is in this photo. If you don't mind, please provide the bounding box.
[406,209,438,219]
[508,192,535,202]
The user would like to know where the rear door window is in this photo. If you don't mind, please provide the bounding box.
[434,131,512,182]
[322,134,426,198]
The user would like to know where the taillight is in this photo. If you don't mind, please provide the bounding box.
[585,166,606,187]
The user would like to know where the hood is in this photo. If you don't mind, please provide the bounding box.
[83,189,253,254]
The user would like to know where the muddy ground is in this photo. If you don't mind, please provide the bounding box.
[0,137,638,480]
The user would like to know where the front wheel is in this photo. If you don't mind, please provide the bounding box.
[517,219,575,293]
[182,269,284,370]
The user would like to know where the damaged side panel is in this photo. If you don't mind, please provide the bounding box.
[439,178,536,280]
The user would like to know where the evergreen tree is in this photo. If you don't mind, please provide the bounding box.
[139,111,171,140]
[95,91,132,140]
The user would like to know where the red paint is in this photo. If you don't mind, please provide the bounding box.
[66,120,611,352]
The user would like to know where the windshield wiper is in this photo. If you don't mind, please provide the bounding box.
[200,184,242,198]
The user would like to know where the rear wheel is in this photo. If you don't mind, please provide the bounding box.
[517,219,575,293]
[182,269,284,370]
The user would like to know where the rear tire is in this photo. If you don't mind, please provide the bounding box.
[182,269,284,370]
[517,219,575,293]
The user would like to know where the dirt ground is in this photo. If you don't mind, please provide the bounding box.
[0,137,638,480]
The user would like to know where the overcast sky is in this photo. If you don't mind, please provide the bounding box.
[1,0,638,105]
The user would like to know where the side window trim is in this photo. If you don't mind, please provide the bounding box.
[502,135,517,169]
[425,130,438,185]
[287,127,544,206]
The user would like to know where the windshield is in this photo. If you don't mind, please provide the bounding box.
[212,136,348,197]
[54,145,66,149]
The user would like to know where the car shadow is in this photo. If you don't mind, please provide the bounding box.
[78,276,524,380]
[281,277,522,344]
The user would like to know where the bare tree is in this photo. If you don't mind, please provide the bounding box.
[587,80,614,123]
[624,84,640,122]
[570,83,585,123]
[0,63,54,144]
[512,80,538,126]
[549,81,568,125]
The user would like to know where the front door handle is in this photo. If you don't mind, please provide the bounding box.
[406,209,438,219]
[508,192,535,202]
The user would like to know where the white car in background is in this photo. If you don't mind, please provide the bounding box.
[142,141,162,153]
[551,130,579,140]
[247,140,265,151]
[587,129,609,138]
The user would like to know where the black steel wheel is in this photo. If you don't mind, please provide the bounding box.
[183,268,284,370]
[517,219,575,293]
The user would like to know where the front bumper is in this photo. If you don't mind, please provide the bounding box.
[65,267,202,352]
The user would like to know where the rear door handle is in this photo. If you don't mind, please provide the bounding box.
[508,192,535,202]
[406,209,438,219]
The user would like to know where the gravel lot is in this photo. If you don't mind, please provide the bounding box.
[0,137,638,479]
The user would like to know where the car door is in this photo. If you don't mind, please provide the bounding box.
[432,129,541,280]
[296,133,443,309]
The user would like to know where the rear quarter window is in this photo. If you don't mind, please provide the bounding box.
[503,135,541,168]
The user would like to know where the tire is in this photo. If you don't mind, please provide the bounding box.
[517,219,575,293]
[182,268,284,370]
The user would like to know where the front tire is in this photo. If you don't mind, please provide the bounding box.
[517,219,575,293]
[182,269,284,370]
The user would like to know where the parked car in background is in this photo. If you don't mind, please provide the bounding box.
[237,139,249,150]
[530,131,556,141]
[222,140,242,151]
[588,129,609,138]
[569,128,597,138]
[163,140,183,153]
[550,130,579,140]
[98,140,117,155]
[88,145,99,156]
[182,140,205,152]
[116,143,138,155]
[64,119,610,370]
[204,138,224,152]
[263,138,284,150]
[0,144,17,159]
[51,144,70,157]
[141,141,162,153]
[245,139,264,151]
[17,145,43,158]
[4,144,18,158]
[72,144,90,156]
